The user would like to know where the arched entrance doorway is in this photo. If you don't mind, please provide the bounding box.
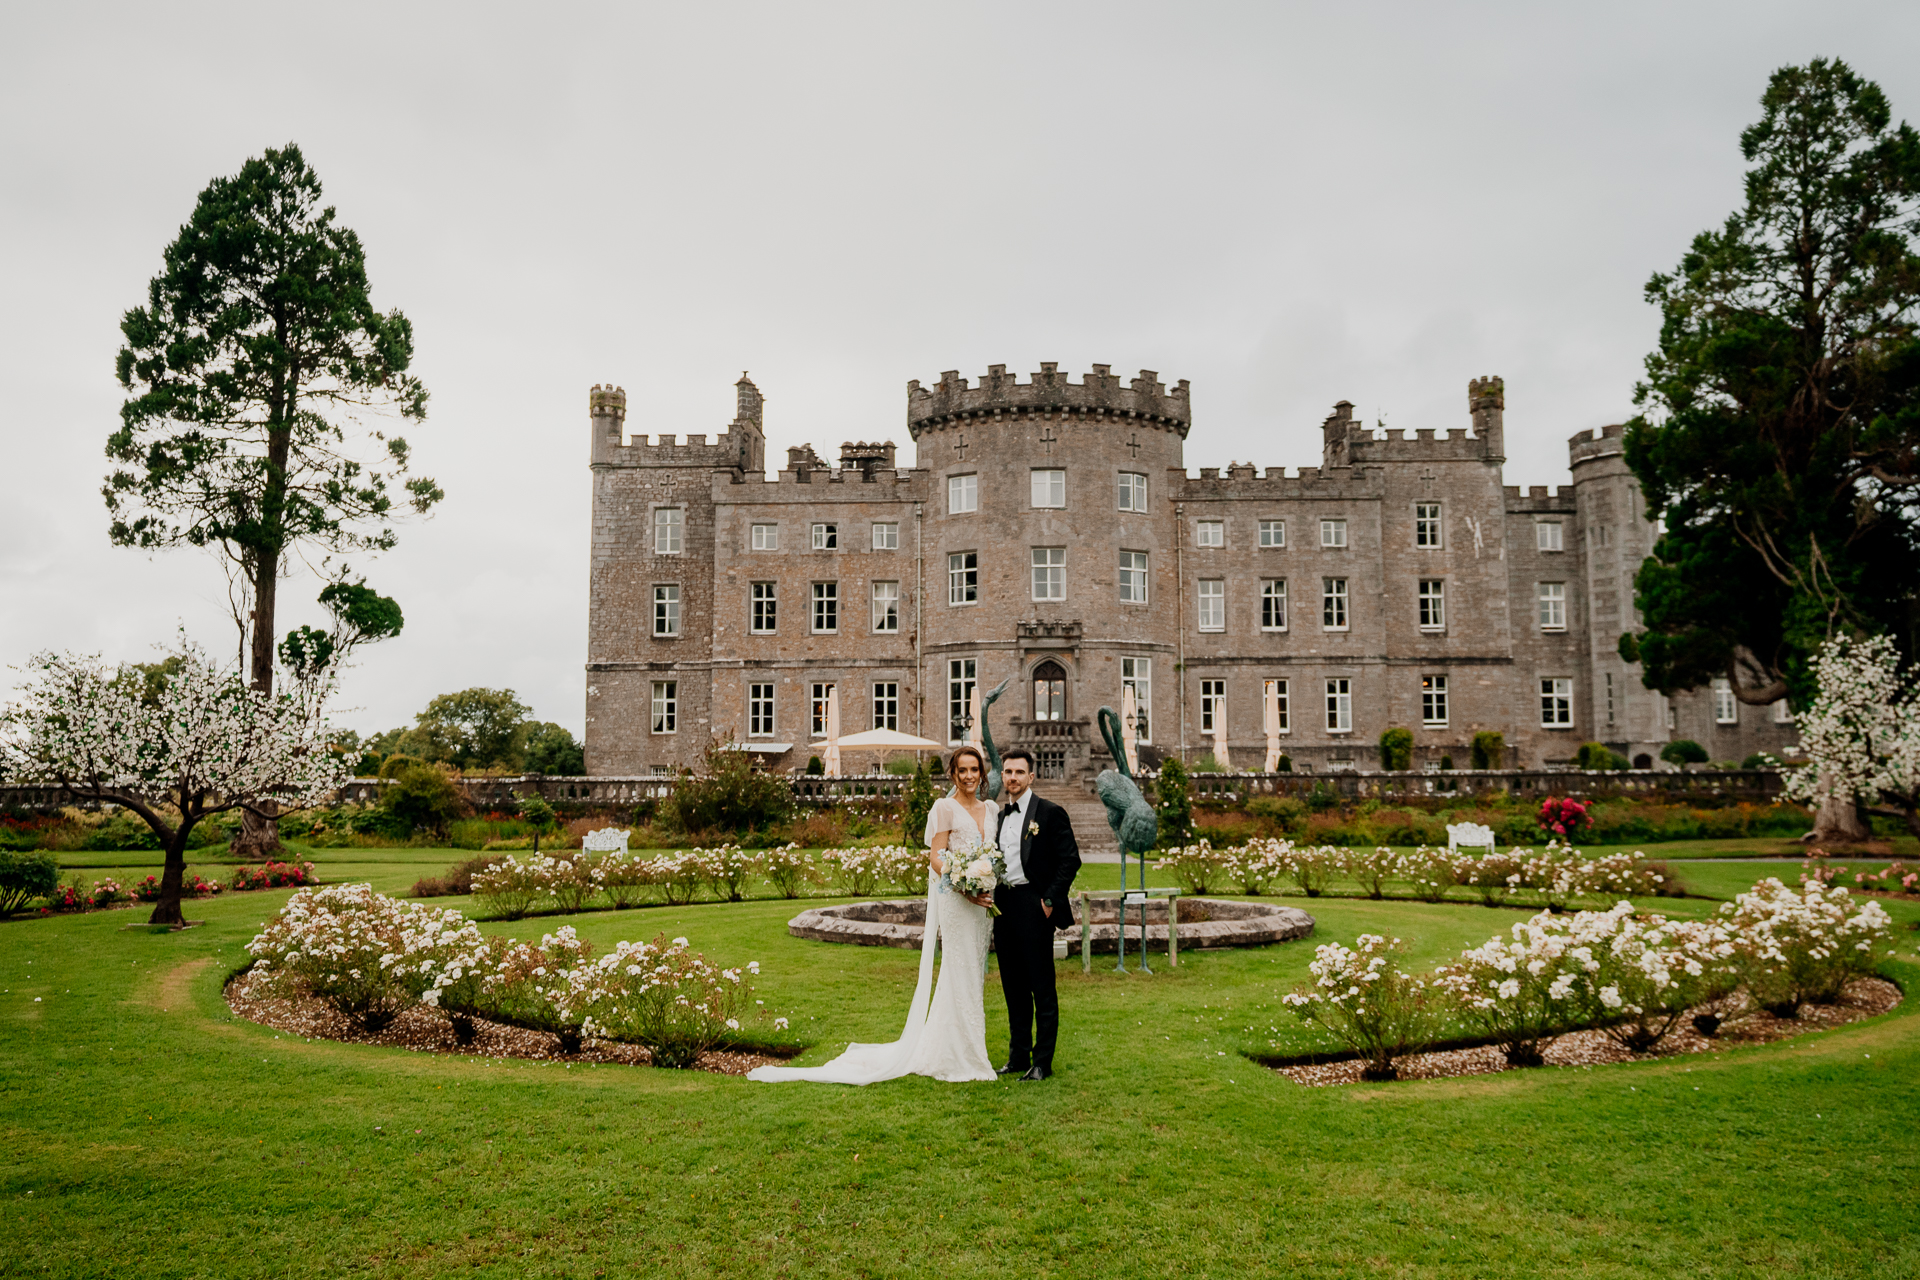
[1032,660,1066,721]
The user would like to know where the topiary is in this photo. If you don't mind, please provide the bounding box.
[805,756,825,776]
[1378,727,1414,772]
[0,850,59,915]
[1661,739,1709,766]
[1471,731,1506,770]
[1276,754,1293,773]
[901,761,938,849]
[1439,755,1455,771]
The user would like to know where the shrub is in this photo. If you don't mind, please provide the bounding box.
[900,762,939,850]
[517,796,557,832]
[1378,727,1413,772]
[704,845,757,902]
[1276,754,1293,773]
[1587,910,1741,1053]
[1721,878,1893,1016]
[1154,759,1194,848]
[246,883,488,1032]
[1246,796,1307,836]
[571,935,758,1068]
[1435,913,1588,1065]
[1574,741,1611,770]
[1339,847,1401,900]
[819,846,888,898]
[805,756,824,775]
[383,762,468,836]
[1224,838,1285,894]
[1741,752,1777,770]
[665,744,792,836]
[132,873,220,902]
[1537,797,1591,839]
[230,860,319,891]
[1305,782,1339,813]
[1283,934,1443,1081]
[1661,739,1709,766]
[1439,755,1454,771]
[1158,841,1231,894]
[0,851,59,914]
[471,854,595,919]
[1470,731,1505,770]
[1191,754,1222,774]
[656,850,714,906]
[1402,846,1456,902]
[759,843,822,899]
[1280,843,1337,897]
[591,848,661,909]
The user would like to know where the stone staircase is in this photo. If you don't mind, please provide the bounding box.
[1035,787,1117,856]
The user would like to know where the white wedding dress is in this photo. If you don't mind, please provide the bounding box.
[748,796,996,1085]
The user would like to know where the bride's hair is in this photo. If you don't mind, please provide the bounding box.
[946,745,986,781]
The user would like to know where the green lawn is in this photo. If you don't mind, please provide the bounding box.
[4,847,1917,1278]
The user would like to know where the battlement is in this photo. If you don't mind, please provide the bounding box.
[838,441,897,475]
[906,362,1191,439]
[1504,483,1575,513]
[592,375,766,473]
[1568,422,1628,469]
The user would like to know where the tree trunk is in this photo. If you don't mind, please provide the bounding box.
[147,832,189,926]
[231,807,284,859]
[1809,770,1872,844]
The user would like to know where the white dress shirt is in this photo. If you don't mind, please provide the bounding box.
[998,788,1032,885]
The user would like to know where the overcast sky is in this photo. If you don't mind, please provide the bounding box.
[4,2,1916,741]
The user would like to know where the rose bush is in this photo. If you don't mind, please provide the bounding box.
[1721,877,1893,1015]
[1282,934,1443,1080]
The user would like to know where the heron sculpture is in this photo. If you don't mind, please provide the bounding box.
[1096,706,1160,970]
[975,676,1013,802]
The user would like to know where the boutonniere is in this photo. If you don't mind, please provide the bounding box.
[1028,821,1040,837]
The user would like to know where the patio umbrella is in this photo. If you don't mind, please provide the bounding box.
[1212,709,1230,772]
[966,683,983,749]
[829,728,945,750]
[1121,684,1140,775]
[824,688,842,777]
[1264,681,1282,772]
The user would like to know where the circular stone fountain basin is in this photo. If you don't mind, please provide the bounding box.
[785,897,1314,954]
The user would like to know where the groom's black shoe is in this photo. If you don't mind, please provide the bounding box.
[996,1062,1028,1076]
[1020,1065,1051,1081]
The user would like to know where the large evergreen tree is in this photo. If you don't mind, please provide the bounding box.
[1623,60,1920,709]
[108,143,440,695]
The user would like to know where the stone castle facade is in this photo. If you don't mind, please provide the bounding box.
[584,364,1798,780]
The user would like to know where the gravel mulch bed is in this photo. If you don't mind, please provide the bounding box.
[225,970,783,1075]
[1279,977,1902,1087]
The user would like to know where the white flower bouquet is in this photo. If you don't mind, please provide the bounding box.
[940,833,1004,914]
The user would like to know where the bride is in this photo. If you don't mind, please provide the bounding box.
[747,746,997,1085]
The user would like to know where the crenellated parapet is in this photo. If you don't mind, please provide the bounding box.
[1568,422,1627,470]
[591,374,766,473]
[906,362,1191,439]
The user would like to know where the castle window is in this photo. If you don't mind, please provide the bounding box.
[1261,580,1288,631]
[1325,678,1353,733]
[948,474,978,514]
[1422,675,1449,727]
[1712,678,1737,725]
[1197,579,1225,631]
[1196,521,1224,548]
[1259,520,1285,548]
[750,582,777,634]
[871,522,899,551]
[652,585,680,637]
[948,658,977,745]
[650,681,677,734]
[751,523,779,551]
[1118,472,1147,512]
[811,522,838,551]
[1031,470,1065,509]
[1265,678,1290,733]
[1320,519,1347,549]
[811,582,838,634]
[1418,580,1446,631]
[1200,679,1226,735]
[1537,583,1566,630]
[1322,578,1349,630]
[1119,551,1149,604]
[1606,671,1615,727]
[1540,678,1573,727]
[1031,548,1065,601]
[871,581,900,633]
[872,682,899,731]
[1415,503,1442,548]
[1033,660,1066,722]
[948,552,978,606]
[810,683,836,738]
[1536,521,1564,552]
[1772,698,1794,724]
[1121,657,1151,742]
[654,508,683,555]
[749,684,775,738]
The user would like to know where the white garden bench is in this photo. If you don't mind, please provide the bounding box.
[1446,822,1496,856]
[582,827,631,855]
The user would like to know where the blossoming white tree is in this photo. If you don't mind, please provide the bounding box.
[1784,634,1920,843]
[0,642,348,925]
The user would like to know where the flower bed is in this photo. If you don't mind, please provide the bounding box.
[1157,838,1674,909]
[1276,874,1895,1081]
[242,884,788,1067]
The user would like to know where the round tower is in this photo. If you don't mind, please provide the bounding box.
[905,363,1188,766]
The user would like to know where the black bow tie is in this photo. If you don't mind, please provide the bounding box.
[1001,802,1018,819]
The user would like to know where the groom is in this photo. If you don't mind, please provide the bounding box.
[991,747,1081,1081]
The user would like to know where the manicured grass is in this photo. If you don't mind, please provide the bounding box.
[5,842,1919,1278]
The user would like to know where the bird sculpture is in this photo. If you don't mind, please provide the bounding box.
[1095,706,1158,855]
[976,677,1012,801]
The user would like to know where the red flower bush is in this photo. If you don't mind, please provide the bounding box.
[132,873,221,902]
[229,860,319,891]
[1537,797,1591,839]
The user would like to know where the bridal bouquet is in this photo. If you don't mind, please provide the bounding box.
[941,834,1004,915]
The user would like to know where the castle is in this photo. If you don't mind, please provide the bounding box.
[583,364,1798,781]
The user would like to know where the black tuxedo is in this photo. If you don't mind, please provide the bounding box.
[991,791,1081,1072]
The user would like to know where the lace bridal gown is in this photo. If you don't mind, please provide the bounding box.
[747,796,995,1085]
